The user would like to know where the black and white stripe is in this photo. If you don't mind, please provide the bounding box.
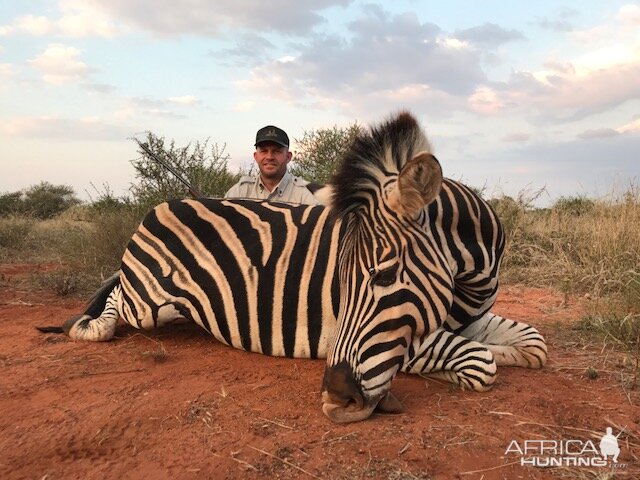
[320,112,546,421]
[53,111,547,423]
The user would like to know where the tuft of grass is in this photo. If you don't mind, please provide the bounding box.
[585,367,599,380]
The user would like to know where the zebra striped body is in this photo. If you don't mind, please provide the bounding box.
[121,199,339,358]
[57,111,547,423]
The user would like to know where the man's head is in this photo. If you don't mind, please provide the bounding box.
[254,125,292,184]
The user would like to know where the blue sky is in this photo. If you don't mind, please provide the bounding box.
[1,1,639,204]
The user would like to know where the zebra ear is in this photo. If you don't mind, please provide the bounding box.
[389,151,443,217]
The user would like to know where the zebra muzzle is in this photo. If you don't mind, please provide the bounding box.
[321,361,404,423]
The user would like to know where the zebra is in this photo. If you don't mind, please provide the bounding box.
[40,111,547,423]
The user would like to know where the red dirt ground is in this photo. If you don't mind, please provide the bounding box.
[1,263,638,480]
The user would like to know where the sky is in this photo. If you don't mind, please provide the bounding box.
[1,1,639,205]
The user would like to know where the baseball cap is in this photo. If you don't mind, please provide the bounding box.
[255,125,289,148]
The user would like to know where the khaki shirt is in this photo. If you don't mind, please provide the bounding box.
[225,171,319,205]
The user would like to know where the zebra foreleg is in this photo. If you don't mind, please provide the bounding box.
[458,312,548,368]
[403,329,497,392]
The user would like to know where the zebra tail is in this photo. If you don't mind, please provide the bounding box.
[35,271,122,341]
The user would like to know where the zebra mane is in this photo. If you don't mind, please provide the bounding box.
[328,111,432,219]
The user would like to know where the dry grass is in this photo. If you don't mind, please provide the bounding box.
[494,185,640,359]
[0,206,143,294]
[497,187,640,299]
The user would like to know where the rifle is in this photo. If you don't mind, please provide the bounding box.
[134,138,204,199]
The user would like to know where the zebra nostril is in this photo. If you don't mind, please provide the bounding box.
[321,361,364,409]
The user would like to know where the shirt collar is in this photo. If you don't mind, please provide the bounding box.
[257,170,292,196]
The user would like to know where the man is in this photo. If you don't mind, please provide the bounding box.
[225,125,319,205]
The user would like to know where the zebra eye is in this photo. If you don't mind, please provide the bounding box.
[371,263,399,287]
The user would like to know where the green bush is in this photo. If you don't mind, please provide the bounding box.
[20,182,81,219]
[130,133,240,208]
[0,182,81,219]
[290,123,362,184]
[0,192,22,216]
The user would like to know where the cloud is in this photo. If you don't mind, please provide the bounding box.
[617,4,640,27]
[77,0,352,37]
[485,24,640,122]
[118,96,191,119]
[0,4,117,38]
[4,15,52,36]
[454,22,525,47]
[214,33,277,67]
[468,86,506,115]
[28,44,90,84]
[577,128,619,139]
[534,8,578,32]
[236,6,487,116]
[528,59,639,120]
[502,132,531,143]
[1,116,130,140]
[617,118,640,134]
[577,118,640,139]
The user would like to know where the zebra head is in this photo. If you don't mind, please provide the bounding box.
[321,112,452,423]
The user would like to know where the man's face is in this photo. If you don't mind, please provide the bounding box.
[254,142,292,182]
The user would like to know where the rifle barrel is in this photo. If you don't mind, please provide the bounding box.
[135,139,204,199]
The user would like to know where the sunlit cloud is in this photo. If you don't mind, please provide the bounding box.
[617,4,640,27]
[28,44,89,84]
[468,86,506,115]
[617,118,640,134]
[0,5,117,38]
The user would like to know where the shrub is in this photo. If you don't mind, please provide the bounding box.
[130,133,240,208]
[290,123,363,184]
[0,192,22,216]
[0,216,36,251]
[553,195,595,216]
[20,182,81,219]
